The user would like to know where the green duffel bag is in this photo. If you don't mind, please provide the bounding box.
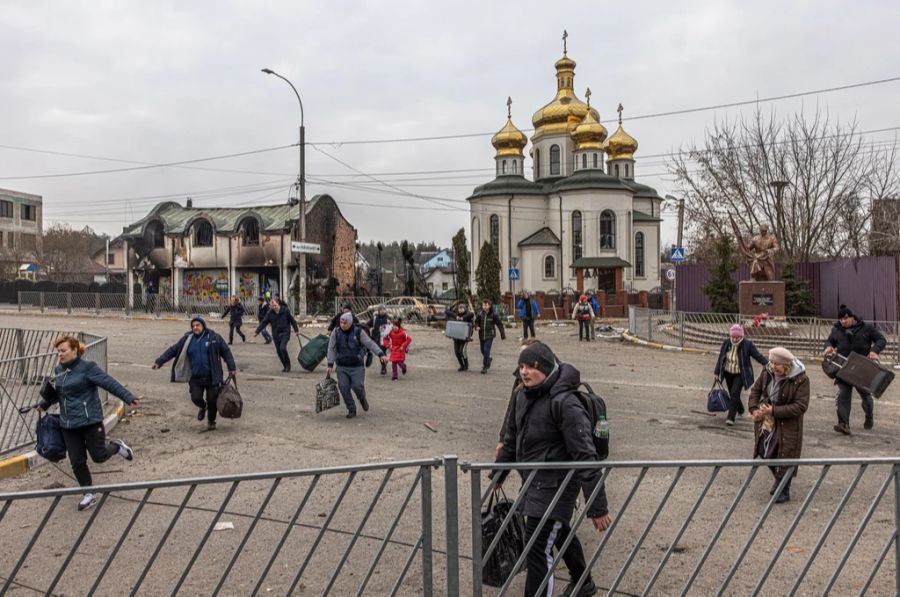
[298,333,330,372]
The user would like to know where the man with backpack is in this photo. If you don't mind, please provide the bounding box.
[494,341,611,597]
[326,312,388,418]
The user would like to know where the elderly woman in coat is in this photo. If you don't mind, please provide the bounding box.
[748,347,810,504]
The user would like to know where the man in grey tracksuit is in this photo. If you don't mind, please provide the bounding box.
[326,312,387,418]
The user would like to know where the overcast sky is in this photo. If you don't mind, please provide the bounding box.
[2,1,898,248]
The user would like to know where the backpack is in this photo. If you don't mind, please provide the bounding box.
[577,304,591,319]
[218,376,243,419]
[36,413,67,462]
[551,382,609,460]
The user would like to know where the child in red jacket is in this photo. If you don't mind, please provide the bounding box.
[384,318,412,380]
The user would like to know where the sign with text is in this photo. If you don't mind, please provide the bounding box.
[291,241,321,254]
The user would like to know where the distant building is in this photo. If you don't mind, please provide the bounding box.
[91,237,127,283]
[0,188,42,277]
[870,198,900,256]
[424,266,456,297]
[419,249,453,273]
[120,195,356,306]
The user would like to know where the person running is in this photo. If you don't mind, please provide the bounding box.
[572,294,594,342]
[383,318,412,380]
[825,304,887,434]
[326,313,388,418]
[495,341,611,596]
[368,305,391,375]
[474,297,506,374]
[222,296,247,345]
[254,298,301,372]
[153,316,236,431]
[449,302,475,371]
[748,347,810,504]
[38,335,139,511]
[495,337,545,459]
[328,300,359,332]
[516,291,541,339]
[255,297,272,344]
[714,324,768,426]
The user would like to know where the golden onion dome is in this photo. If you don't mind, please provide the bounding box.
[605,103,638,160]
[491,97,528,157]
[531,32,598,140]
[570,88,607,149]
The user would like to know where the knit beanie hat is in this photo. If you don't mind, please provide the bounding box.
[579,294,588,302]
[518,342,557,376]
[837,304,854,319]
[768,347,795,365]
[729,324,744,337]
[190,316,206,330]
[340,312,354,324]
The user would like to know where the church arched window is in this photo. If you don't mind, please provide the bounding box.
[600,210,616,249]
[550,144,561,176]
[581,154,587,170]
[490,214,500,252]
[512,160,518,174]
[593,153,599,169]
[572,210,583,261]
[534,149,541,178]
[544,255,556,279]
[635,231,645,277]
[614,164,620,178]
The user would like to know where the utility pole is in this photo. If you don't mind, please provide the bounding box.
[676,196,685,249]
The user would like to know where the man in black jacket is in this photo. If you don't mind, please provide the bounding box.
[255,297,272,344]
[825,304,887,434]
[153,316,236,431]
[495,342,611,597]
[254,299,301,372]
[474,298,506,374]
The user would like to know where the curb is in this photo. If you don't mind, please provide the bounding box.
[0,402,128,481]
[620,330,711,355]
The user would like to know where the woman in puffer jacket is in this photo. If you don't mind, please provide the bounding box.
[38,335,139,511]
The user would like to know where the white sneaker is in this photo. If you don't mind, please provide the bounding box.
[78,493,96,511]
[112,439,134,461]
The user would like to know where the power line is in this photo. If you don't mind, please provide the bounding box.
[307,76,900,146]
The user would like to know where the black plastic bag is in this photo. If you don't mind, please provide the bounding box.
[481,489,525,587]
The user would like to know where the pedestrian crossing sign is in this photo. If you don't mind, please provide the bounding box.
[670,247,686,261]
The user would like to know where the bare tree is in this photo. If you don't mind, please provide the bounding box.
[41,224,105,281]
[669,108,900,261]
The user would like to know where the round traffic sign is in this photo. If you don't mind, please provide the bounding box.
[665,269,676,281]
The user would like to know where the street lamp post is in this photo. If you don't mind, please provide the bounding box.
[262,67,307,316]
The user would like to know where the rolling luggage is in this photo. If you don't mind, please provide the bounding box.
[445,320,472,341]
[297,332,330,372]
[835,352,895,398]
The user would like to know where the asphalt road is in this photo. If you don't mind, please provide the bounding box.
[0,312,897,595]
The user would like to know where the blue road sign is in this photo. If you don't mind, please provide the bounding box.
[670,247,686,262]
[508,268,520,281]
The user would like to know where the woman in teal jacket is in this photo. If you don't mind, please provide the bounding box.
[38,335,139,511]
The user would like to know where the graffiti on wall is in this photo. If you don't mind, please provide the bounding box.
[183,269,228,302]
[239,271,258,299]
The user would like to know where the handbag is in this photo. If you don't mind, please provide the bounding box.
[218,375,243,419]
[821,353,845,380]
[481,488,525,587]
[35,413,67,462]
[707,380,730,412]
[315,376,341,413]
[39,376,57,404]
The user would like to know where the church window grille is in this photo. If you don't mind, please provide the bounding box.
[600,210,616,249]
[635,231,645,277]
[544,255,556,279]
[550,145,561,175]
[572,210,583,261]
[490,214,500,252]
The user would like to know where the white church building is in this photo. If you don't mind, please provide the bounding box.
[468,34,662,296]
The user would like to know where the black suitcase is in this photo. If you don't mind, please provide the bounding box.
[835,352,895,398]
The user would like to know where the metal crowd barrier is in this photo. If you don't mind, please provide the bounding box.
[16,292,263,318]
[0,328,107,456]
[629,306,900,365]
[1,455,897,594]
[0,459,440,596]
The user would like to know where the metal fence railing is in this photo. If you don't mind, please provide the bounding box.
[16,292,270,319]
[0,458,440,596]
[0,328,107,456]
[629,307,900,365]
[463,457,900,596]
[2,455,897,594]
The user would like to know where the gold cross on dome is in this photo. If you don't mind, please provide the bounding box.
[562,30,568,55]
[585,88,592,107]
[507,96,512,119]
[617,103,624,125]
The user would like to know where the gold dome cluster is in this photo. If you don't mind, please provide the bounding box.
[491,97,528,157]
[570,88,607,150]
[605,103,638,160]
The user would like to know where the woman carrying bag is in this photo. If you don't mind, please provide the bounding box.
[37,335,139,511]
[714,324,768,426]
[748,347,810,504]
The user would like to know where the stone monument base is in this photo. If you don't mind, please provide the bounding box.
[739,281,785,316]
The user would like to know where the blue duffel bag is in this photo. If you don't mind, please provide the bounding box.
[36,413,67,462]
[707,380,730,413]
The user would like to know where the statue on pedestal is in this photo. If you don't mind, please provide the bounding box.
[730,217,780,282]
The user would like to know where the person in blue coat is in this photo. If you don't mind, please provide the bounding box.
[714,324,768,426]
[516,291,541,339]
[153,316,237,431]
[38,335,139,511]
[222,296,247,345]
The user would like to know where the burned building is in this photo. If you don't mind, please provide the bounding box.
[121,195,357,307]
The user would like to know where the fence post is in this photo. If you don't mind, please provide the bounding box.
[40,292,44,314]
[66,292,72,315]
[96,293,101,315]
[647,309,653,343]
[679,311,685,348]
[470,469,483,597]
[17,291,21,312]
[125,292,131,317]
[420,464,434,597]
[443,454,460,597]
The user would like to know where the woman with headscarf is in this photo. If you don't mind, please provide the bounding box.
[748,347,810,504]
[714,324,768,426]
